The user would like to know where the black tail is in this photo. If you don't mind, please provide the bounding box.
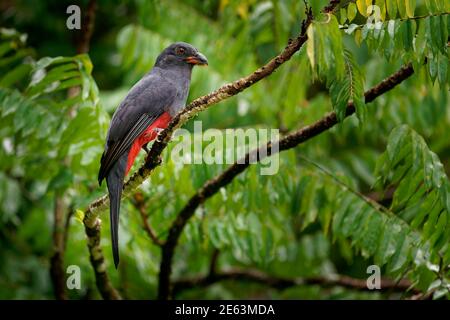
[105,153,127,269]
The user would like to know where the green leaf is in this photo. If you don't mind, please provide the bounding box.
[400,19,416,52]
[347,3,358,22]
[425,0,437,13]
[332,194,354,235]
[376,220,401,265]
[74,209,85,224]
[306,15,345,81]
[387,230,410,272]
[329,50,365,121]
[429,15,448,55]
[405,0,416,18]
[356,0,369,17]
[358,212,383,257]
[386,0,398,19]
[310,0,329,17]
[376,125,450,256]
[340,8,347,25]
[0,63,31,87]
[414,18,428,62]
[396,0,407,18]
[428,54,438,83]
[306,24,316,71]
[375,0,387,21]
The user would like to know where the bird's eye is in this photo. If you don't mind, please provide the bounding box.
[175,47,185,55]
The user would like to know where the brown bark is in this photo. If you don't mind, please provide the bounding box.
[84,220,122,299]
[76,0,97,54]
[50,196,68,300]
[172,268,419,296]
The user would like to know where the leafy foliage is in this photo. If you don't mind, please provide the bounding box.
[341,1,449,87]
[0,27,106,298]
[329,50,366,121]
[376,126,450,255]
[0,0,449,299]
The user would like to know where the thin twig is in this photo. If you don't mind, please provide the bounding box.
[132,192,163,246]
[208,249,220,277]
[298,155,392,215]
[172,267,420,296]
[63,207,74,251]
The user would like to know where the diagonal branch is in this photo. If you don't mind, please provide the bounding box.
[157,64,415,299]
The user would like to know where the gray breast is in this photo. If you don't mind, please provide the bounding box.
[162,66,192,117]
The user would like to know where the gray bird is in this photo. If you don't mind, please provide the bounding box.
[98,42,208,268]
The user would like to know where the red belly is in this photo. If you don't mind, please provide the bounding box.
[126,112,172,175]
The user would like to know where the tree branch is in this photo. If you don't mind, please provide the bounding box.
[50,196,68,300]
[84,220,122,300]
[75,0,97,54]
[208,249,220,277]
[172,268,420,296]
[63,208,74,252]
[157,63,415,299]
[132,192,163,246]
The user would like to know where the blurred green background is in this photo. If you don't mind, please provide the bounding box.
[0,0,449,299]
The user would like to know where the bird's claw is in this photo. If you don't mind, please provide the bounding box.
[154,127,164,142]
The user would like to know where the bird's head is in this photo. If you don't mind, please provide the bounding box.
[155,42,208,69]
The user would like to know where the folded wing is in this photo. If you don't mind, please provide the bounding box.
[98,74,176,185]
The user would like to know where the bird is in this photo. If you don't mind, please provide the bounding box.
[98,42,208,268]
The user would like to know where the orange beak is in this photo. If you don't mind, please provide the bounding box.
[184,52,208,66]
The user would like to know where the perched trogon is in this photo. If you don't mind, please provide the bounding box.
[98,42,208,268]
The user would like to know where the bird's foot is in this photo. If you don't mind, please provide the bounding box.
[154,127,165,142]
